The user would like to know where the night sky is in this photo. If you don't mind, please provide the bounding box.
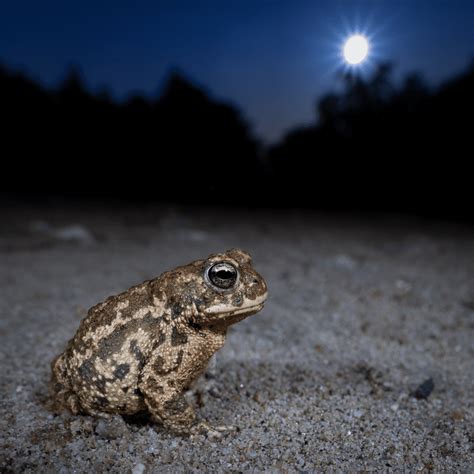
[1,0,474,142]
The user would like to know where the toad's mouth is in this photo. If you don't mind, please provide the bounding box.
[205,293,267,318]
[222,301,265,317]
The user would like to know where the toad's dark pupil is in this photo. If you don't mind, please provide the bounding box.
[208,263,237,289]
[216,270,233,279]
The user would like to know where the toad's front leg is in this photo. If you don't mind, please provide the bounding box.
[138,328,228,435]
[138,340,224,435]
[138,348,196,434]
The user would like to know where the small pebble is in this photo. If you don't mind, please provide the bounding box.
[450,410,464,421]
[95,417,129,440]
[411,378,434,400]
[132,463,145,474]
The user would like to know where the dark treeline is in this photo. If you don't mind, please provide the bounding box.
[270,63,473,219]
[1,62,473,219]
[1,66,260,203]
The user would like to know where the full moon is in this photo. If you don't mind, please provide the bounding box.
[343,35,369,65]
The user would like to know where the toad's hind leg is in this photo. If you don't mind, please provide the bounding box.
[50,352,81,415]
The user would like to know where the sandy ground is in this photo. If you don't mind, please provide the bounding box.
[0,203,473,472]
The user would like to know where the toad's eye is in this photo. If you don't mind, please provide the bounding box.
[207,262,238,290]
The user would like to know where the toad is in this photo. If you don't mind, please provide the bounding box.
[51,249,267,435]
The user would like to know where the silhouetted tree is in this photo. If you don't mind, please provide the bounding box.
[267,60,474,218]
[1,65,261,202]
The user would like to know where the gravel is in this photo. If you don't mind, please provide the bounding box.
[0,203,473,471]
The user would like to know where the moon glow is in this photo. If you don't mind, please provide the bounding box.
[343,35,369,65]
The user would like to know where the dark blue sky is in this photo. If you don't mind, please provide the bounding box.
[1,0,474,142]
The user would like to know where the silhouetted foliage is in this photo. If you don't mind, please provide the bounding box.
[1,66,261,203]
[1,61,473,219]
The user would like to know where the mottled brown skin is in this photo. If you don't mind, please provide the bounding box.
[51,249,267,434]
